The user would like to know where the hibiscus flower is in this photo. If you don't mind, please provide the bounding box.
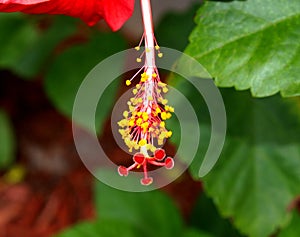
[0,0,135,31]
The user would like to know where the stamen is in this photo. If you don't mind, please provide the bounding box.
[117,0,175,185]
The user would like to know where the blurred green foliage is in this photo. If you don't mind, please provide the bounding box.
[0,109,15,169]
[56,181,212,237]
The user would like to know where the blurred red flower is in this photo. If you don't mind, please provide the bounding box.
[0,0,134,31]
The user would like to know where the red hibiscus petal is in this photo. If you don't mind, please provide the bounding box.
[102,0,134,31]
[0,0,134,31]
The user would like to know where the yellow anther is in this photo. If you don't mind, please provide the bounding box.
[155,45,160,50]
[123,111,129,118]
[161,112,167,120]
[147,96,153,101]
[142,113,149,121]
[136,84,141,89]
[136,58,142,63]
[162,87,168,93]
[137,98,143,103]
[118,129,125,136]
[141,73,149,82]
[162,99,168,105]
[165,105,174,112]
[146,144,151,150]
[136,118,143,126]
[167,131,173,138]
[166,113,172,119]
[129,120,135,127]
[141,122,149,132]
[139,139,147,146]
[131,98,138,105]
[152,73,157,78]
[137,111,142,117]
[160,121,165,128]
[158,53,163,58]
[129,106,134,112]
[118,119,127,127]
[158,82,166,87]
[159,133,165,140]
[126,80,131,86]
[158,139,163,145]
[135,46,140,51]
[156,107,161,113]
[133,89,138,95]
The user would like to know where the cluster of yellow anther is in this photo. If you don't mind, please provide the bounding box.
[135,44,163,63]
[118,73,174,153]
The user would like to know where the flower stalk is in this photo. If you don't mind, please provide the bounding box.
[118,0,174,186]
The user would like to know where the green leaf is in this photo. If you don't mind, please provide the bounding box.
[55,219,139,237]
[201,91,300,237]
[190,193,244,237]
[0,110,15,169]
[169,72,300,236]
[14,16,77,78]
[0,14,77,78]
[279,211,300,237]
[45,32,126,133]
[186,0,300,97]
[0,13,38,70]
[183,228,214,237]
[94,181,183,237]
[156,3,201,51]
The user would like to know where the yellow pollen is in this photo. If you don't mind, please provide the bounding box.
[162,99,168,105]
[160,121,165,128]
[129,119,135,127]
[158,53,163,58]
[167,131,173,137]
[129,106,134,112]
[123,111,129,118]
[162,87,168,93]
[147,96,153,101]
[155,45,160,50]
[138,139,147,146]
[138,98,143,103]
[161,112,167,120]
[152,73,157,78]
[126,80,131,86]
[141,122,149,132]
[136,118,143,126]
[135,46,140,51]
[142,112,149,121]
[158,82,166,87]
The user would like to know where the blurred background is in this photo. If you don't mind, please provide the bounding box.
[0,0,300,237]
